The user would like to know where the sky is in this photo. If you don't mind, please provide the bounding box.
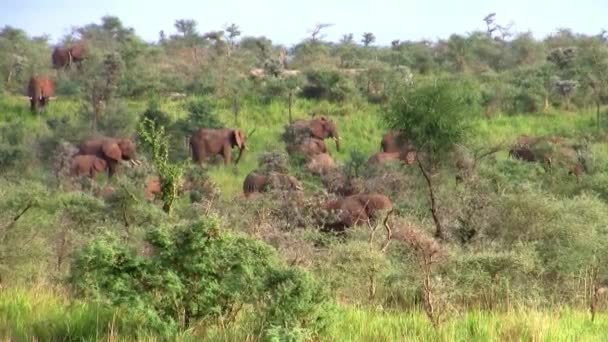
[1,0,607,45]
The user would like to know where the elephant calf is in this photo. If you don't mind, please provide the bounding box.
[322,193,393,232]
[243,172,303,198]
[70,155,108,178]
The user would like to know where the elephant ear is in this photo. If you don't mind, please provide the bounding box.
[233,130,245,149]
[102,141,122,162]
[93,158,106,171]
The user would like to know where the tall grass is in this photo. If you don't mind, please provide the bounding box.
[3,287,608,341]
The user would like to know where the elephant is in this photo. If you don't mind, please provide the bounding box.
[322,193,393,232]
[52,41,87,69]
[508,146,536,162]
[69,155,107,178]
[306,116,340,151]
[27,75,55,112]
[290,117,340,151]
[243,171,303,197]
[189,128,247,165]
[367,151,416,165]
[306,153,336,175]
[381,131,414,153]
[287,137,327,157]
[76,137,140,177]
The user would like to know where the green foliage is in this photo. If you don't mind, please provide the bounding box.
[386,76,481,163]
[301,69,357,102]
[138,117,183,214]
[70,219,330,338]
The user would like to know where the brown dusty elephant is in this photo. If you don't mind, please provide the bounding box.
[306,153,336,175]
[52,41,87,69]
[76,137,140,177]
[27,75,55,112]
[381,131,414,153]
[287,138,327,157]
[69,155,107,178]
[367,151,416,166]
[243,171,303,197]
[508,146,536,162]
[190,128,247,165]
[291,117,340,151]
[322,193,393,232]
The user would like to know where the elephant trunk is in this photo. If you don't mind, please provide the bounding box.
[234,144,246,164]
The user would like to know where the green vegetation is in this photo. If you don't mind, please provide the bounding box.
[2,13,608,341]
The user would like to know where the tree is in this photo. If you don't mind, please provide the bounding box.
[361,32,376,47]
[138,117,183,214]
[340,33,354,45]
[308,23,333,43]
[225,23,241,47]
[385,77,480,239]
[174,19,198,38]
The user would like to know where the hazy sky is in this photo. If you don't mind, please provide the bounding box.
[2,0,607,45]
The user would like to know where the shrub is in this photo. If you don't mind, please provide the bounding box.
[301,69,357,102]
[70,218,331,336]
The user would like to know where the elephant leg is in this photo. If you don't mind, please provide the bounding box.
[222,145,232,165]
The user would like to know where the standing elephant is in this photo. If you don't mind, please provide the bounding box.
[70,155,107,178]
[27,75,55,112]
[381,131,414,153]
[189,128,247,165]
[76,137,140,177]
[243,171,302,197]
[52,41,87,69]
[322,193,393,232]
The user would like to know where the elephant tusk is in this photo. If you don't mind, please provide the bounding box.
[134,159,142,166]
[129,159,136,166]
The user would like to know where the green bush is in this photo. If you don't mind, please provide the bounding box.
[301,69,357,102]
[70,218,331,336]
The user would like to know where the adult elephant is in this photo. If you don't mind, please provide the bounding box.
[76,137,140,177]
[243,171,302,197]
[322,193,393,232]
[189,128,247,165]
[381,131,414,154]
[27,75,55,112]
[52,41,87,69]
[307,116,340,151]
[70,155,107,178]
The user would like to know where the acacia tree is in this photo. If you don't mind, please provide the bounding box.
[361,32,376,47]
[385,77,480,239]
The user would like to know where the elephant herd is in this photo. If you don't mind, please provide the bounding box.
[24,41,87,112]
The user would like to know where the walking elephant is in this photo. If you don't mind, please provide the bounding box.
[322,193,393,232]
[76,137,140,177]
[27,75,55,112]
[70,155,107,178]
[243,171,302,197]
[52,41,87,69]
[190,128,247,165]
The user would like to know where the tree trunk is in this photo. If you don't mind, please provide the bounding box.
[543,95,549,112]
[417,159,444,240]
[597,100,601,130]
[288,91,293,124]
